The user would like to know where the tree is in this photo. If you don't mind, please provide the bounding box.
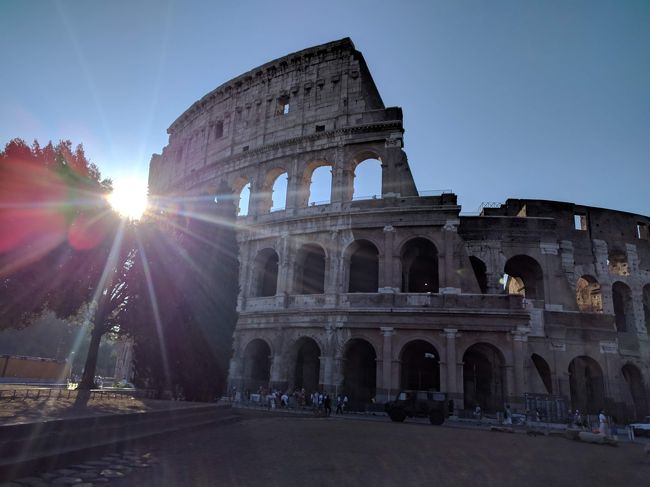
[131,186,239,401]
[0,138,138,395]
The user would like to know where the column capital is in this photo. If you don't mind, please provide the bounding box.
[380,327,395,337]
[442,328,460,339]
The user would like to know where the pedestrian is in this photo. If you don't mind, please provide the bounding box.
[503,404,512,425]
[343,395,349,412]
[336,395,343,414]
[474,404,482,422]
[598,409,608,436]
[324,393,331,416]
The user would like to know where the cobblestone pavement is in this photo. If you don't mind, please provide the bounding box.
[4,411,649,486]
[2,450,158,487]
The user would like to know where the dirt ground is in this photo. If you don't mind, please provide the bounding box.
[104,411,650,487]
[0,386,204,425]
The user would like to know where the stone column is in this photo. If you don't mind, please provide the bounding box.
[511,329,528,406]
[380,225,399,292]
[269,352,286,391]
[379,327,395,402]
[275,233,292,297]
[443,329,460,404]
[440,221,460,292]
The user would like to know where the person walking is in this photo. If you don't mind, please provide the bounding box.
[336,395,343,414]
[503,404,512,425]
[599,409,609,436]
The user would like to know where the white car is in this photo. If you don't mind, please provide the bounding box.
[629,416,650,437]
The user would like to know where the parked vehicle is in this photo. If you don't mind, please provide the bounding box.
[629,416,650,437]
[384,390,448,425]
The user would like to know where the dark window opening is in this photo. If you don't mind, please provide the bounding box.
[315,125,325,132]
[293,339,321,393]
[348,241,379,293]
[276,95,290,115]
[254,249,279,297]
[612,281,634,332]
[401,238,439,293]
[400,341,440,391]
[503,255,545,301]
[637,223,649,240]
[463,343,505,413]
[214,121,224,139]
[569,356,604,414]
[295,244,326,294]
[608,248,629,276]
[343,339,376,408]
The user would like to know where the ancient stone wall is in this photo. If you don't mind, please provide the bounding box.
[150,39,650,420]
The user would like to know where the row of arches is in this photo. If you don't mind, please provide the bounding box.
[252,238,438,296]
[577,277,650,333]
[236,158,383,216]
[242,337,649,415]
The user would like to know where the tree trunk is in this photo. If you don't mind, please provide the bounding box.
[78,325,104,390]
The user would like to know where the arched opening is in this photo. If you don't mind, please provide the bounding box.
[292,338,321,393]
[503,255,545,301]
[643,284,650,334]
[347,240,379,293]
[531,354,553,394]
[622,363,648,419]
[352,158,382,200]
[237,182,251,217]
[608,248,629,276]
[343,339,376,409]
[576,275,603,313]
[400,340,440,391]
[469,256,488,294]
[401,238,439,293]
[243,339,271,392]
[462,343,505,412]
[295,243,326,294]
[270,171,288,212]
[307,165,332,206]
[253,248,279,297]
[612,281,634,333]
[568,356,604,414]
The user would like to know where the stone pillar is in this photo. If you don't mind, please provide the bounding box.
[269,353,286,391]
[443,329,460,402]
[378,327,395,402]
[320,354,333,392]
[380,225,399,292]
[440,220,460,292]
[511,329,529,407]
[275,233,292,297]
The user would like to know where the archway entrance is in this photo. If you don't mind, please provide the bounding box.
[568,356,604,414]
[463,343,505,412]
[343,339,376,409]
[400,238,438,292]
[243,339,271,392]
[400,340,440,391]
[292,338,321,393]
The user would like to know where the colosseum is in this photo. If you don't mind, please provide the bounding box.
[149,38,650,419]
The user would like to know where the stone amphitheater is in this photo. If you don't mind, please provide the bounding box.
[149,38,650,419]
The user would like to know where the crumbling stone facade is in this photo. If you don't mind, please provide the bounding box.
[149,38,650,419]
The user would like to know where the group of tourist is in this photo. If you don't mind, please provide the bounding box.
[232,386,350,414]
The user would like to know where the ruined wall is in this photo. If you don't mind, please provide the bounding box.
[151,39,650,419]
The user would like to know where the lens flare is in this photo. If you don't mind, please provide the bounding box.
[108,177,149,220]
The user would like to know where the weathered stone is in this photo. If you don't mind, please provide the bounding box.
[51,478,83,485]
[99,469,125,478]
[149,37,650,415]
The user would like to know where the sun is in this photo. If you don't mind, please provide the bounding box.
[107,177,149,220]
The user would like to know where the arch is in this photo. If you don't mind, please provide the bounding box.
[612,281,634,332]
[291,337,321,393]
[503,255,545,301]
[236,181,251,217]
[399,340,440,391]
[469,256,488,294]
[253,248,279,297]
[531,353,553,394]
[242,339,271,392]
[342,338,377,408]
[622,363,648,419]
[294,243,326,294]
[643,284,650,335]
[347,240,379,293]
[400,238,439,293]
[568,355,604,414]
[608,247,629,276]
[301,162,332,207]
[462,342,505,412]
[352,158,382,200]
[576,275,603,313]
[271,172,288,211]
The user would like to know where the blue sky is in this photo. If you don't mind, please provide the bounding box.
[1,0,648,216]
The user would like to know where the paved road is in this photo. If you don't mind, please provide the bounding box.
[105,411,649,486]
